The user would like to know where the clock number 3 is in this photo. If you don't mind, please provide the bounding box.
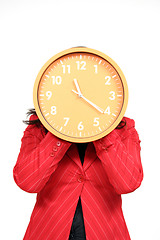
[109,91,115,100]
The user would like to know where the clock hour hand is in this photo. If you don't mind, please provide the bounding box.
[73,78,82,96]
[72,89,104,113]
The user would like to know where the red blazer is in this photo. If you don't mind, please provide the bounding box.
[13,116,143,240]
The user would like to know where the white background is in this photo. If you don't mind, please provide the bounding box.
[0,0,160,239]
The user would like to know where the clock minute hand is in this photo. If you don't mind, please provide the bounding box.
[72,90,104,113]
[82,95,104,113]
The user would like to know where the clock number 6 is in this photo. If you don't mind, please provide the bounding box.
[78,121,84,131]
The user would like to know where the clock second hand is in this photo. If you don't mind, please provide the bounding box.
[72,89,104,114]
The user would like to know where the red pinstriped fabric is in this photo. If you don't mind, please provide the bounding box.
[13,115,143,240]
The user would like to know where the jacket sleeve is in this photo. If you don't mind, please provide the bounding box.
[13,115,72,193]
[93,117,143,195]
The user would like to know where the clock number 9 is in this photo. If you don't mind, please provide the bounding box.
[46,91,52,100]
[51,106,57,115]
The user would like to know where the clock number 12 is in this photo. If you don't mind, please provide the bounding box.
[76,61,86,70]
[109,91,115,100]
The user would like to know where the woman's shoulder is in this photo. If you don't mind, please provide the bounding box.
[29,114,39,121]
[24,114,47,138]
[122,116,135,129]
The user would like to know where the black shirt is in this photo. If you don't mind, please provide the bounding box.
[69,143,88,240]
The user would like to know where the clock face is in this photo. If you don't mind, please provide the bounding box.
[33,47,128,143]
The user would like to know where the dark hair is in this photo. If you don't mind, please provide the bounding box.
[116,119,126,129]
[23,108,126,130]
[23,108,40,126]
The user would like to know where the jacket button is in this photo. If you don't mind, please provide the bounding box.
[77,175,85,183]
[50,152,55,157]
[53,146,58,151]
[57,141,61,147]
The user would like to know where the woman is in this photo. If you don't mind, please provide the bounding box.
[13,109,143,240]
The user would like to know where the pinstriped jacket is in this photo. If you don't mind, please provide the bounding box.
[13,115,143,240]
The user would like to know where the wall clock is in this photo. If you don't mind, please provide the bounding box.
[33,47,128,143]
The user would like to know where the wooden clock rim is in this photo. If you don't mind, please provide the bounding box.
[33,47,128,143]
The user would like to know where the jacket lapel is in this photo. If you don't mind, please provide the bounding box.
[67,143,83,169]
[83,143,97,171]
[66,143,97,171]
